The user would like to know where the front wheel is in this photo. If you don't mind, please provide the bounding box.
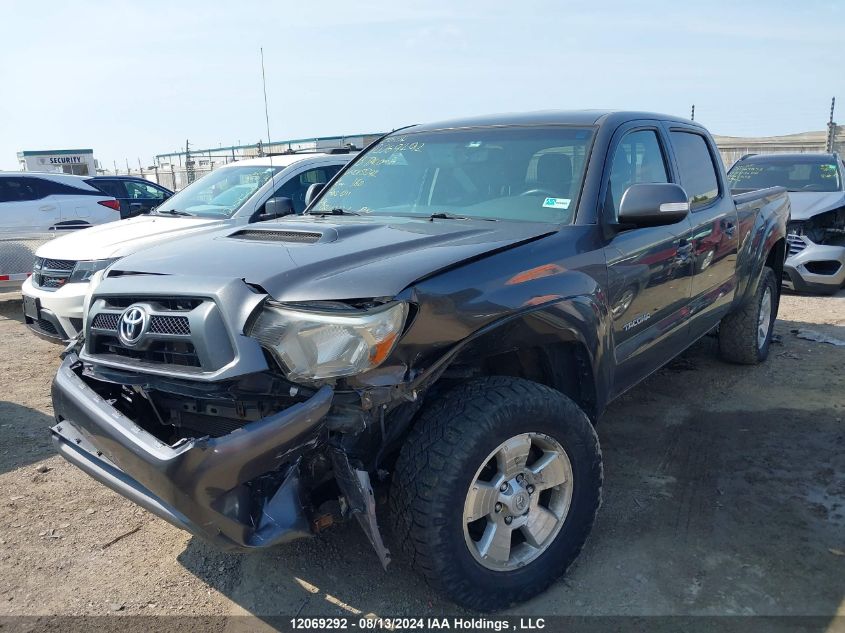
[390,377,602,611]
[719,265,778,364]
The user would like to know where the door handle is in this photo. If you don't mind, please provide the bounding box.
[39,205,56,212]
[724,222,736,238]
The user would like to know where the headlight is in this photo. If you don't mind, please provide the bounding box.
[247,301,408,381]
[68,259,117,283]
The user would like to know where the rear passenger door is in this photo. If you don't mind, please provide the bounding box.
[667,126,738,339]
[602,122,694,396]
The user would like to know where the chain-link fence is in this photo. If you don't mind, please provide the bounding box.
[108,164,221,191]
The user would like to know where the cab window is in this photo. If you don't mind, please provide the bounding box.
[606,130,669,216]
[273,166,342,213]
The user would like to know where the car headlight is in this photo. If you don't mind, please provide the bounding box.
[68,259,117,283]
[247,301,407,381]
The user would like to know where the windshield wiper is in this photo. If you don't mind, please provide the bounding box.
[156,209,193,217]
[310,208,361,217]
[428,211,496,221]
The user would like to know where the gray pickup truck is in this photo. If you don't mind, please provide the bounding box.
[50,111,789,610]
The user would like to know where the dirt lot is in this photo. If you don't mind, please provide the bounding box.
[0,288,843,628]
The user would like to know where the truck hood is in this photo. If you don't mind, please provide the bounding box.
[37,215,226,260]
[788,191,845,221]
[110,215,556,302]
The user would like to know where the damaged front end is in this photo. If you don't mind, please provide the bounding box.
[50,292,415,565]
[784,208,845,292]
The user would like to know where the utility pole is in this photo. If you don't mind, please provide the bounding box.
[690,104,695,121]
[826,97,836,153]
[185,139,195,185]
[113,160,118,175]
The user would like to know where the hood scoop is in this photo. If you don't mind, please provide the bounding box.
[230,228,322,244]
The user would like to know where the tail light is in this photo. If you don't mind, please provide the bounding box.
[98,199,121,211]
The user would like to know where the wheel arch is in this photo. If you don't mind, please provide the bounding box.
[424,302,610,423]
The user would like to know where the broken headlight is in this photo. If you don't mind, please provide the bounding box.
[247,301,407,381]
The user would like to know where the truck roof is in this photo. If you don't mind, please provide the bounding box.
[408,110,698,133]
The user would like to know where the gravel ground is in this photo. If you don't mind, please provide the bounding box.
[0,288,843,628]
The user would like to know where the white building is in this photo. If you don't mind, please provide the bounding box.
[17,149,97,176]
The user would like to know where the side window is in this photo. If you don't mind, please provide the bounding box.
[124,180,167,200]
[273,166,341,213]
[606,130,669,216]
[0,178,41,203]
[89,179,123,198]
[669,131,720,209]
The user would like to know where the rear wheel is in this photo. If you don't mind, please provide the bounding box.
[719,266,778,364]
[390,377,602,611]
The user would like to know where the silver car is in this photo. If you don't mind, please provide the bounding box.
[728,152,845,294]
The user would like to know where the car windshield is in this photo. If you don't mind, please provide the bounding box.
[157,165,282,218]
[727,157,842,193]
[312,126,595,223]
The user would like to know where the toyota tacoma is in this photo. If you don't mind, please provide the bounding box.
[50,111,789,610]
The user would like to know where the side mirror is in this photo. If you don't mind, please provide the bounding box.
[129,202,144,216]
[259,196,295,221]
[304,182,326,208]
[618,183,690,227]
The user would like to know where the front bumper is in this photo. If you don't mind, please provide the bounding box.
[783,239,845,294]
[21,276,89,341]
[51,354,334,550]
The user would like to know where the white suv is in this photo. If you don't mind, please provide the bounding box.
[22,152,354,341]
[0,172,121,289]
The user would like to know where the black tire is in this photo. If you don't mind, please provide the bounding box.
[389,376,602,611]
[718,266,778,364]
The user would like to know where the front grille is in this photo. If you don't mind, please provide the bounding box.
[786,234,807,257]
[91,312,190,335]
[149,315,191,335]
[41,258,75,271]
[94,336,201,367]
[32,257,77,291]
[230,229,322,244]
[91,312,120,330]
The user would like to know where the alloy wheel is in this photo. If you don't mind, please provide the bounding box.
[462,432,573,571]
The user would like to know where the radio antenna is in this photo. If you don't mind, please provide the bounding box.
[260,47,277,192]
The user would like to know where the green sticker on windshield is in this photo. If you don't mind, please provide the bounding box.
[542,197,571,210]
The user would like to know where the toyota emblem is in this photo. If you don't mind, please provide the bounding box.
[118,305,149,346]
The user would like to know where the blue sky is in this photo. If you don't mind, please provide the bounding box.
[1,0,842,170]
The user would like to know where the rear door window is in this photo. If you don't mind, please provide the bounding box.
[0,178,41,203]
[670,131,720,209]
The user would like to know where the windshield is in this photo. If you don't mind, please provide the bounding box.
[727,158,842,193]
[158,165,282,218]
[313,126,595,223]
